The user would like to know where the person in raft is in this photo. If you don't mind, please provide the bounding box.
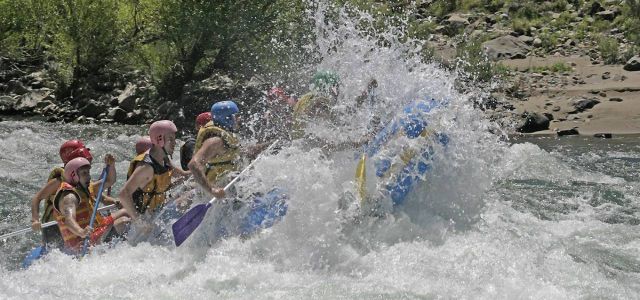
[31,140,119,250]
[52,156,130,254]
[119,120,190,221]
[126,136,153,180]
[188,100,252,200]
[180,112,212,171]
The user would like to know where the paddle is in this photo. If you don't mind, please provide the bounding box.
[172,140,279,247]
[356,152,367,205]
[81,167,109,257]
[0,204,117,240]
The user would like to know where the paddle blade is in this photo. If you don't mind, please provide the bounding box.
[172,203,211,247]
[22,246,46,269]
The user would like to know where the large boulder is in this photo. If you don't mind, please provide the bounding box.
[107,107,128,122]
[595,10,618,21]
[442,14,470,36]
[117,83,137,112]
[569,98,600,114]
[482,35,531,61]
[14,90,53,111]
[79,100,105,118]
[558,128,580,136]
[0,95,17,112]
[517,112,550,133]
[7,80,29,95]
[123,111,145,125]
[624,56,640,71]
[587,1,605,16]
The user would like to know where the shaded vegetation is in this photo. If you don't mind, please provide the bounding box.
[0,0,638,112]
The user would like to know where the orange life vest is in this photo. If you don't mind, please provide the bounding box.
[52,182,109,252]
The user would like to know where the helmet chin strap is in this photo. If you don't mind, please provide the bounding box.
[162,145,172,162]
[78,181,90,196]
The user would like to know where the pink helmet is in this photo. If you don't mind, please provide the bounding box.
[135,136,153,154]
[149,120,177,147]
[64,157,91,185]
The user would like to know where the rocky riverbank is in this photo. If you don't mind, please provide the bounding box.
[1,1,639,137]
[0,58,268,132]
[426,0,640,136]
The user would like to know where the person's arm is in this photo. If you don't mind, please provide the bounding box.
[188,137,226,198]
[30,179,61,231]
[100,194,121,206]
[166,163,191,190]
[103,154,116,188]
[60,193,91,238]
[118,164,154,220]
[170,164,191,178]
[241,142,272,160]
[91,154,117,189]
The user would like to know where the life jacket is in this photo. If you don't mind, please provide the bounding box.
[194,121,240,184]
[52,182,107,252]
[41,167,64,223]
[127,151,173,215]
[291,92,333,139]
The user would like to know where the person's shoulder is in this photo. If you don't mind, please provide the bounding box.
[183,136,196,146]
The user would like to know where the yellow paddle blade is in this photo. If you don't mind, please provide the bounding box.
[356,153,366,205]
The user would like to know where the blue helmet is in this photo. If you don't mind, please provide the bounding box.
[211,100,239,130]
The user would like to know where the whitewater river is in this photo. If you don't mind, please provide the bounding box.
[2,5,640,298]
[0,119,639,299]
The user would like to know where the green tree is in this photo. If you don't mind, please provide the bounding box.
[145,0,283,103]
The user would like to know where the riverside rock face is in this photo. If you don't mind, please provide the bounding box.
[624,56,640,72]
[517,112,550,133]
[482,35,531,61]
[15,90,53,112]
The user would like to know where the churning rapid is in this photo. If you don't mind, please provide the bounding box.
[2,6,640,300]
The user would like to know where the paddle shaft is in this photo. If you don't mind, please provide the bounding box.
[206,140,280,206]
[81,167,109,257]
[0,204,117,240]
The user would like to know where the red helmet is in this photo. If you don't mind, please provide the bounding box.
[267,87,286,99]
[195,112,212,129]
[59,140,86,164]
[67,147,93,163]
[149,120,177,147]
[64,157,91,185]
[267,87,296,106]
[135,136,153,154]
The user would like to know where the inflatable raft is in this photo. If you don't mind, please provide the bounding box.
[357,98,449,209]
[22,188,288,268]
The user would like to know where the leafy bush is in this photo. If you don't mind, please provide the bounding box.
[530,62,572,73]
[622,0,640,46]
[538,30,560,51]
[541,0,569,12]
[598,36,620,64]
[456,37,507,83]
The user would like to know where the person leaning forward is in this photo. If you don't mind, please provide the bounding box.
[119,120,189,220]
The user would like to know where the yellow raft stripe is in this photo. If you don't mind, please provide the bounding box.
[356,153,367,205]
